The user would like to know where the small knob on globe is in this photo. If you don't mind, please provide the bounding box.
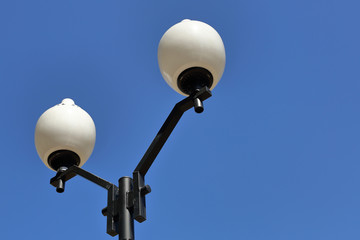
[158,19,226,96]
[34,98,96,171]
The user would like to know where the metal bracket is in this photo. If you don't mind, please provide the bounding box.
[132,171,151,222]
[102,185,120,236]
[50,166,119,237]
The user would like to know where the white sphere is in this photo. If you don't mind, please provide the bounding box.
[35,98,96,171]
[158,19,226,96]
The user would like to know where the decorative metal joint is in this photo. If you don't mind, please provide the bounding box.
[103,185,120,237]
[126,191,134,209]
[132,171,151,223]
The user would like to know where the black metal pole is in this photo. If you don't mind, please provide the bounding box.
[118,177,134,240]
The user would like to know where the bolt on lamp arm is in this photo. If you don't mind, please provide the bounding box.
[132,86,212,222]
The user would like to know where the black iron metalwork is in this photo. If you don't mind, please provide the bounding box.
[50,165,120,236]
[118,177,134,240]
[49,86,212,240]
[132,86,212,222]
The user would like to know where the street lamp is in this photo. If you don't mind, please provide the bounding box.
[35,19,225,240]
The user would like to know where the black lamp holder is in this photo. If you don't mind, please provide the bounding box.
[49,86,212,240]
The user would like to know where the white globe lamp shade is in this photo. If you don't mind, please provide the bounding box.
[34,98,96,171]
[158,19,226,96]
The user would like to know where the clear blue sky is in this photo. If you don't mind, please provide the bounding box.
[1,0,360,239]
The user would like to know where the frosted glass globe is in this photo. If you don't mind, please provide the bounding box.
[35,98,96,171]
[158,19,226,96]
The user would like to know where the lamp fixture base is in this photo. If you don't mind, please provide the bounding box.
[177,67,213,95]
[48,150,80,171]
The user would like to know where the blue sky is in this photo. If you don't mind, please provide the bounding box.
[1,0,360,239]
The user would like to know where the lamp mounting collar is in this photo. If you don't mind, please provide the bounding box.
[48,150,80,171]
[177,67,213,95]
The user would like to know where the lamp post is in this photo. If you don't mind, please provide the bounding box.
[35,19,225,240]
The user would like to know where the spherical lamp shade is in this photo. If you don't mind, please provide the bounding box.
[158,19,226,96]
[35,98,96,171]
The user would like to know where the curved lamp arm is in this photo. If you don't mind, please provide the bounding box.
[132,87,212,222]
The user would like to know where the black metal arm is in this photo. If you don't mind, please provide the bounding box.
[50,165,114,191]
[134,87,212,176]
[132,87,212,222]
[50,166,120,236]
[49,86,212,239]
